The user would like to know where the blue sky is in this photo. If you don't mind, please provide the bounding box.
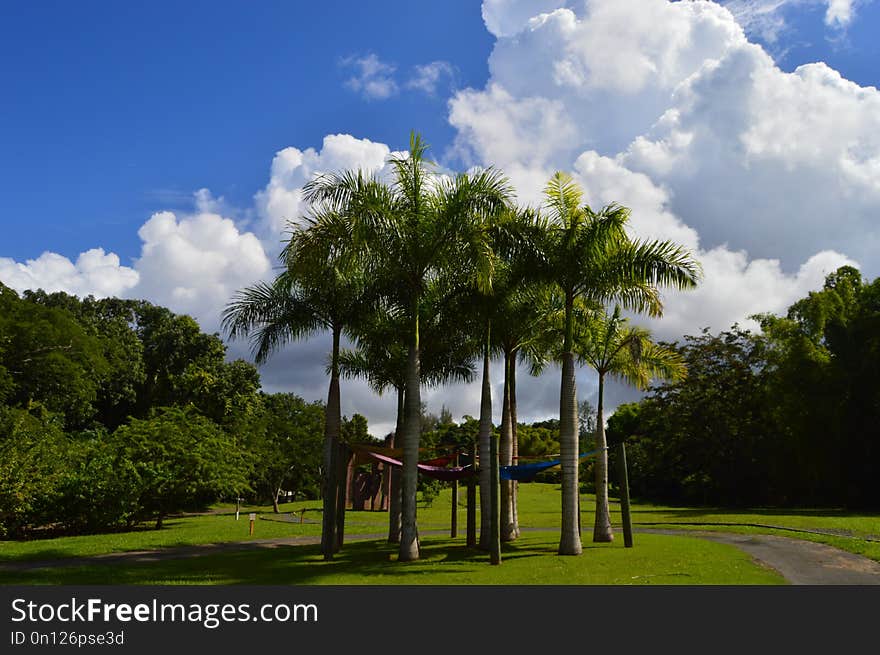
[1,1,492,262]
[3,0,876,265]
[2,1,878,432]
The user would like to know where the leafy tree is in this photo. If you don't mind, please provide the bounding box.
[340,413,371,443]
[516,423,559,459]
[607,327,776,505]
[134,308,228,416]
[0,406,69,538]
[109,406,249,528]
[23,290,146,430]
[250,393,324,512]
[0,285,110,429]
[759,266,880,506]
[55,429,139,533]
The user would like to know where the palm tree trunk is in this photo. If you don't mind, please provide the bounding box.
[321,326,341,560]
[484,335,501,564]
[399,310,421,562]
[593,372,614,542]
[558,300,582,555]
[388,385,404,543]
[334,441,349,551]
[489,386,501,565]
[510,351,520,538]
[478,320,493,550]
[500,349,515,542]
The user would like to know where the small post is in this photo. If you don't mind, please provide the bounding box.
[235,496,241,521]
[248,512,256,536]
[616,442,633,548]
[451,453,459,538]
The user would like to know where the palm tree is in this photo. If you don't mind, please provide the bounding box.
[572,304,686,541]
[222,210,370,561]
[336,312,407,543]
[536,172,701,555]
[474,206,553,544]
[492,284,552,541]
[337,291,477,543]
[303,132,512,561]
[459,208,537,560]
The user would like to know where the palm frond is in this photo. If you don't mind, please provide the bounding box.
[222,276,324,364]
[543,171,583,228]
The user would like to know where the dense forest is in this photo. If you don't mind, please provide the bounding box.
[0,284,368,538]
[608,266,880,509]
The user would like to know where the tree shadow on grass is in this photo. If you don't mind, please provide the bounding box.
[1,537,564,585]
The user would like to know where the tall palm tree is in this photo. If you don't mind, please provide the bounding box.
[338,291,477,543]
[536,172,701,555]
[572,304,687,542]
[303,132,512,561]
[492,284,552,541]
[336,311,407,543]
[222,210,370,561]
[469,205,552,544]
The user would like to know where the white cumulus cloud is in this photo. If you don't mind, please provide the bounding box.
[449,1,876,343]
[131,208,272,332]
[0,249,140,298]
[254,134,392,244]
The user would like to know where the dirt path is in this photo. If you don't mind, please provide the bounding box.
[4,529,880,584]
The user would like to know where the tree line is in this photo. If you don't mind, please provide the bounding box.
[0,285,362,538]
[608,265,880,509]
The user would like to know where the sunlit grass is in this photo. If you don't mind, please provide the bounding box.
[0,532,785,586]
[2,483,879,583]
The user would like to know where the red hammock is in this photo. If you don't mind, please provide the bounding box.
[358,450,475,481]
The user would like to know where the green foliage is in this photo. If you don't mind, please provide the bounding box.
[0,406,69,538]
[517,423,559,458]
[0,287,285,537]
[23,290,147,430]
[54,429,140,533]
[248,393,325,503]
[418,478,442,506]
[0,286,110,429]
[109,407,250,526]
[341,413,371,444]
[607,326,777,506]
[609,266,880,509]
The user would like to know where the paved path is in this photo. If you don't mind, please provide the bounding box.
[641,529,880,585]
[4,529,880,584]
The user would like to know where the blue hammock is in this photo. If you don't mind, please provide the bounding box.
[500,450,600,482]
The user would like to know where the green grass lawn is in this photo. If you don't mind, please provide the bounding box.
[2,483,878,585]
[0,532,785,586]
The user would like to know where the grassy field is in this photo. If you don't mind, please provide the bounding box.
[2,483,878,584]
[0,532,785,585]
